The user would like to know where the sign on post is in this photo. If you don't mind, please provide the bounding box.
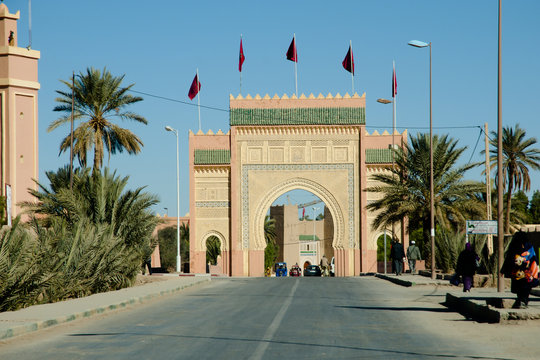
[466,220,498,235]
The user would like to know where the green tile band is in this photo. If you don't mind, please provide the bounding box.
[230,107,365,126]
[194,149,231,164]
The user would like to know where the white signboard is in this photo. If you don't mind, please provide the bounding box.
[466,220,497,235]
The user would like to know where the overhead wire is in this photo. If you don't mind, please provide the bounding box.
[129,88,488,132]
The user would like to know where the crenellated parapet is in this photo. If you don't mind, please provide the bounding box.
[230,92,365,126]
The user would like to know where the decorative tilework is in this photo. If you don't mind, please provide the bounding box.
[230,107,366,126]
[241,163,355,249]
[196,201,231,208]
[194,149,231,164]
[365,148,393,164]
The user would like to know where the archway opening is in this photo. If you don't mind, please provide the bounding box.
[206,235,221,273]
[263,189,335,276]
[377,232,396,273]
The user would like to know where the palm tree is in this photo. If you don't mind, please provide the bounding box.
[206,236,221,265]
[485,124,540,234]
[23,166,159,252]
[366,133,485,259]
[264,215,278,270]
[49,67,147,170]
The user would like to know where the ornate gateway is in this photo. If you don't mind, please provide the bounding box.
[189,93,407,276]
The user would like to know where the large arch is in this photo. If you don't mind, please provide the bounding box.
[200,230,229,275]
[252,177,345,275]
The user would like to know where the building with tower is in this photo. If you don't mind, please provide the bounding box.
[0,3,40,221]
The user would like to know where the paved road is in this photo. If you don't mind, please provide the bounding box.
[1,277,538,359]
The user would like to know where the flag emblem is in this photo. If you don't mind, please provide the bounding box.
[188,74,201,100]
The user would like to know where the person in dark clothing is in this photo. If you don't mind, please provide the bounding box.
[501,232,539,309]
[456,242,479,292]
[143,256,152,275]
[390,240,405,275]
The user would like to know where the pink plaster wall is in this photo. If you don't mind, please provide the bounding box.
[189,131,233,275]
[249,249,264,277]
[229,127,243,276]
[0,5,18,48]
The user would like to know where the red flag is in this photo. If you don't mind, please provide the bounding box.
[302,207,305,219]
[239,38,245,72]
[392,62,397,97]
[188,74,201,100]
[286,36,297,62]
[342,45,354,75]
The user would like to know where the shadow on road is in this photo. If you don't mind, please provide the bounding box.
[67,332,511,359]
[335,305,452,313]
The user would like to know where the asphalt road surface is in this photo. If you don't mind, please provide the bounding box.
[1,277,538,359]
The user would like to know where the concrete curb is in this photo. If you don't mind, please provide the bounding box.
[443,293,540,323]
[0,278,210,341]
[375,274,414,287]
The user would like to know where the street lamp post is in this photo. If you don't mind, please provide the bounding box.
[313,206,319,262]
[377,97,397,246]
[165,125,181,273]
[409,39,436,279]
[497,0,504,292]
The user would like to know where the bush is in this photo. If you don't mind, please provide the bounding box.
[0,166,160,310]
[157,225,189,272]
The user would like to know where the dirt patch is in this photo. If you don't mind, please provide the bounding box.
[134,274,168,286]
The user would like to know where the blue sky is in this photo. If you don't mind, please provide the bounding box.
[10,0,540,217]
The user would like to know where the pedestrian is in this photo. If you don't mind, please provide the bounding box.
[320,255,329,276]
[501,232,539,309]
[455,242,479,292]
[143,255,152,275]
[390,240,405,275]
[406,240,422,275]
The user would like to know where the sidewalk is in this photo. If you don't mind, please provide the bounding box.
[0,274,211,341]
[375,272,540,323]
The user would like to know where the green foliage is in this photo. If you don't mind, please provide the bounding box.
[264,215,279,270]
[376,233,393,261]
[486,124,540,233]
[0,219,51,311]
[264,241,279,270]
[530,190,540,223]
[434,227,464,274]
[157,224,189,272]
[50,67,147,170]
[1,166,160,311]
[0,196,6,225]
[206,236,221,265]
[512,191,529,216]
[264,215,276,244]
[366,133,486,250]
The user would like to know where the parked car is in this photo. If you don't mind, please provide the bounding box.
[275,262,287,277]
[330,256,335,277]
[289,265,301,277]
[304,265,322,277]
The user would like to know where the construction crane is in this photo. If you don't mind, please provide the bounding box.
[286,195,323,208]
[297,199,324,208]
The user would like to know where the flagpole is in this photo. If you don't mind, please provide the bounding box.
[294,33,298,97]
[350,40,354,94]
[393,60,396,133]
[28,0,32,49]
[240,34,242,94]
[197,68,201,132]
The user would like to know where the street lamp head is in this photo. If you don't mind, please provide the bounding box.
[408,40,430,48]
[377,98,392,104]
[165,125,175,132]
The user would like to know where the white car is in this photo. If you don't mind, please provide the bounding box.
[330,257,335,276]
